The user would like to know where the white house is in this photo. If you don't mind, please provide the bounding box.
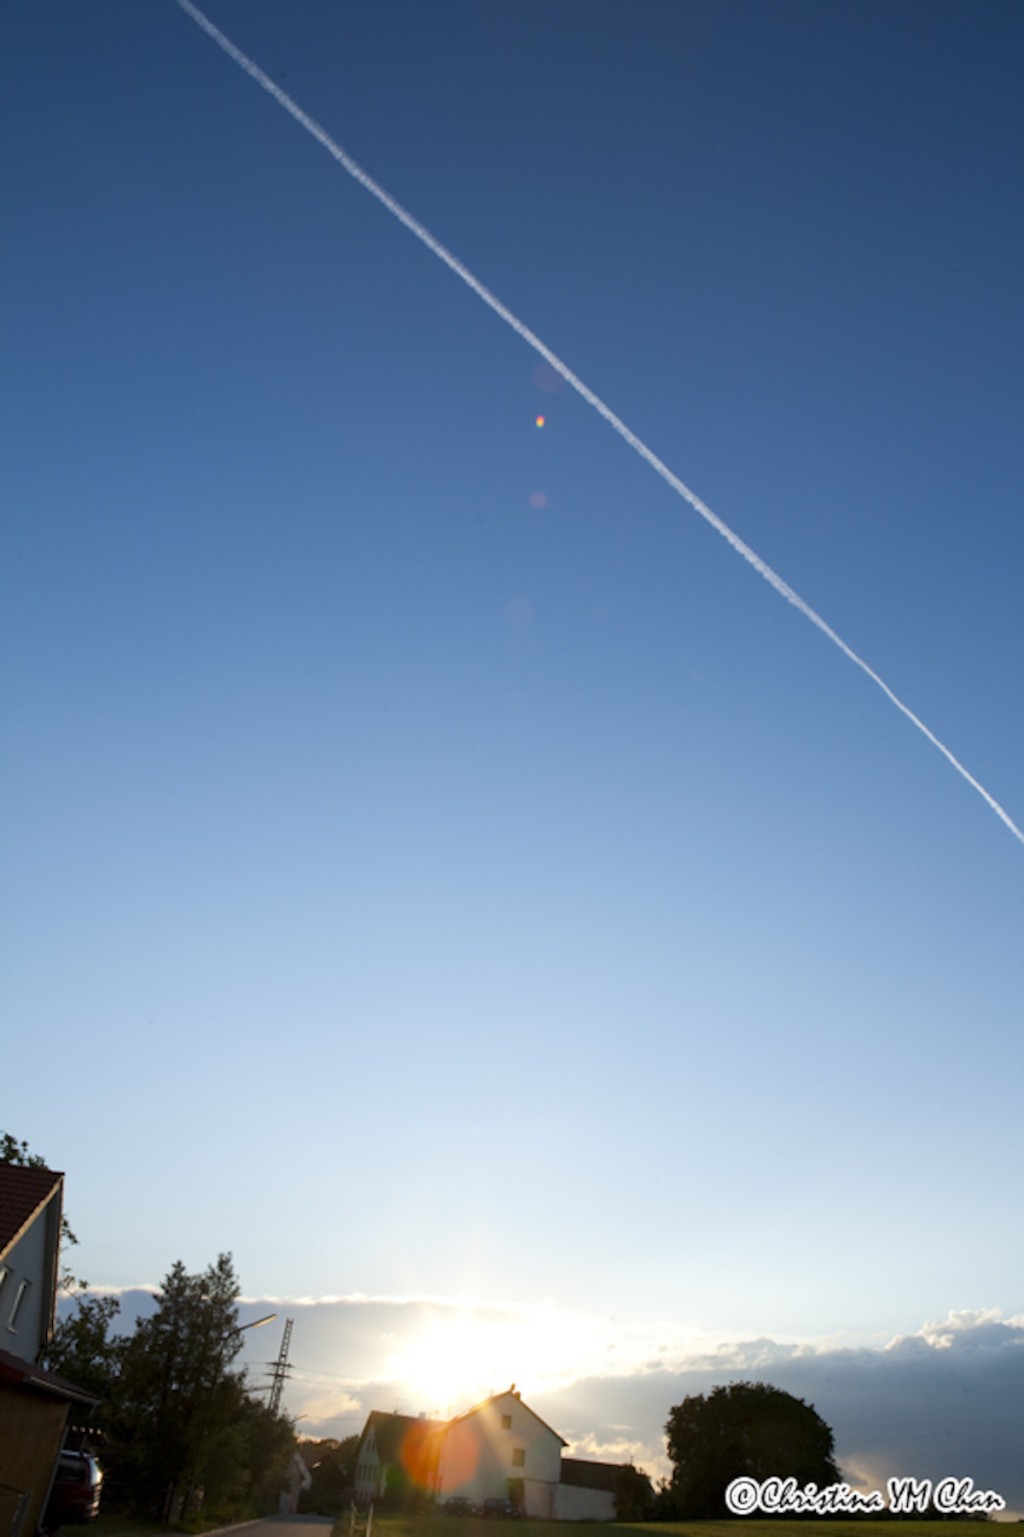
[353,1387,633,1520]
[353,1410,444,1503]
[438,1388,565,1518]
[0,1162,64,1361]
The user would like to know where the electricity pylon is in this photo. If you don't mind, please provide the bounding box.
[268,1316,293,1415]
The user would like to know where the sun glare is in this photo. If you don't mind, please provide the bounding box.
[386,1320,498,1413]
[384,1307,584,1417]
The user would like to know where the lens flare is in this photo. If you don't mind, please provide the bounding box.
[399,1419,446,1489]
[534,414,545,428]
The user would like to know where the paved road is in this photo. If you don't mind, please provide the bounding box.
[209,1517,335,1537]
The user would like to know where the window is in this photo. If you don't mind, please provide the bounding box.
[501,1414,512,1430]
[512,1448,525,1468]
[7,1278,30,1331]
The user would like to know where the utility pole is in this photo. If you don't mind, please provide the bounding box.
[268,1316,293,1415]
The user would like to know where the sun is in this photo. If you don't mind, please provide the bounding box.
[382,1303,600,1418]
[386,1318,501,1414]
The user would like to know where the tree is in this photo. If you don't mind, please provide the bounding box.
[0,1133,41,1166]
[238,1394,298,1514]
[614,1462,655,1520]
[664,1381,840,1518]
[113,1254,256,1518]
[299,1436,360,1514]
[43,1292,123,1407]
[1,1148,294,1524]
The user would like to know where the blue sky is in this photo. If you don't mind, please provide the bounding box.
[5,0,1023,1508]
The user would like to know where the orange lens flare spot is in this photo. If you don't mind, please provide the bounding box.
[441,1429,480,1492]
[535,414,545,428]
[399,1421,444,1489]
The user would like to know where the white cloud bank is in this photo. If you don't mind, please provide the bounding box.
[530,1308,1024,1519]
[76,1292,1024,1519]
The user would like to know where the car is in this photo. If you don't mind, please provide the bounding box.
[482,1498,522,1519]
[442,1496,479,1516]
[43,1451,103,1531]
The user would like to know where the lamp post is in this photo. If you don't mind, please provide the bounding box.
[237,1313,277,1333]
[234,1313,277,1385]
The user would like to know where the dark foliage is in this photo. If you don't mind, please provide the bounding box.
[299,1436,360,1513]
[614,1462,656,1519]
[112,1254,260,1516]
[43,1293,124,1411]
[664,1380,840,1518]
[5,1135,296,1525]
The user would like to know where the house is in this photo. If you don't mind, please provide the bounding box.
[0,1163,64,1360]
[438,1388,565,1519]
[0,1163,98,1537]
[353,1409,444,1504]
[278,1450,313,1515]
[354,1388,631,1520]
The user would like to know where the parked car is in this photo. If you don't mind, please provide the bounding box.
[482,1498,522,1518]
[442,1496,479,1516]
[43,1451,103,1531]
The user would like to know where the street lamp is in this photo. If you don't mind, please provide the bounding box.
[236,1313,277,1332]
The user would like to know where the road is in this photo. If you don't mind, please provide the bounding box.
[211,1518,336,1537]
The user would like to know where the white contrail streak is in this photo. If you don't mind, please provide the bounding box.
[174,0,1023,850]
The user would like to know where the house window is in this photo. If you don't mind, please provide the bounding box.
[7,1278,30,1331]
[501,1414,512,1430]
[512,1448,525,1468]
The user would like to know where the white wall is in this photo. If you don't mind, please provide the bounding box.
[353,1426,383,1500]
[554,1483,617,1521]
[438,1391,562,1515]
[1,1212,51,1360]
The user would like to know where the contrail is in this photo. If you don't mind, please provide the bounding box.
[174,0,1023,850]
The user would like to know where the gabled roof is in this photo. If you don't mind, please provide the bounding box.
[359,1409,445,1462]
[0,1164,63,1262]
[448,1388,567,1447]
[357,1408,445,1492]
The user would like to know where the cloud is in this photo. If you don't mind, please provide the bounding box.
[529,1311,1024,1518]
[274,1301,1024,1516]
[61,1291,1024,1517]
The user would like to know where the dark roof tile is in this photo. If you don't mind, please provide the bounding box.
[560,1457,622,1492]
[0,1164,63,1260]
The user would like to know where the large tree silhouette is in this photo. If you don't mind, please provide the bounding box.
[665,1381,839,1517]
